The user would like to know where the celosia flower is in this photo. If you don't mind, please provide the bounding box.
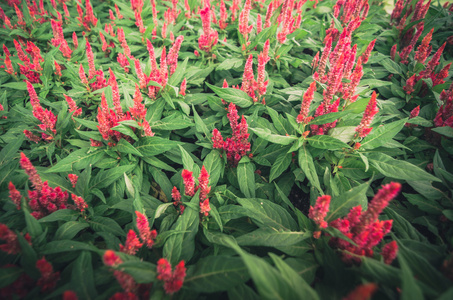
[142,121,154,137]
[64,95,82,117]
[135,211,157,248]
[200,199,211,217]
[62,291,78,300]
[297,81,317,124]
[130,84,146,121]
[103,250,137,292]
[72,194,88,212]
[8,182,21,209]
[360,39,376,64]
[355,91,379,138]
[115,4,124,19]
[167,36,184,75]
[405,106,420,128]
[36,257,60,292]
[109,292,138,300]
[108,69,123,117]
[309,195,331,230]
[343,283,378,300]
[197,166,211,201]
[172,187,181,202]
[20,152,42,190]
[403,74,418,95]
[238,0,253,41]
[420,42,446,78]
[0,223,22,254]
[120,229,143,255]
[68,174,78,188]
[219,0,228,29]
[415,28,434,64]
[182,170,195,197]
[24,130,41,143]
[157,259,186,294]
[198,6,219,53]
[180,78,187,96]
[381,240,398,264]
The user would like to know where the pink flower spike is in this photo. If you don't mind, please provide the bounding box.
[343,283,378,300]
[36,257,60,292]
[26,80,40,107]
[8,182,21,210]
[182,169,195,197]
[64,95,82,117]
[120,229,143,255]
[157,259,186,295]
[355,91,379,138]
[308,195,331,230]
[108,68,123,117]
[355,182,401,232]
[72,194,88,212]
[20,152,42,191]
[172,186,181,202]
[142,120,155,137]
[79,64,88,87]
[198,166,211,201]
[135,211,157,248]
[68,174,78,188]
[382,240,398,264]
[103,250,123,267]
[297,81,317,124]
[360,39,376,64]
[200,198,211,216]
[180,78,187,96]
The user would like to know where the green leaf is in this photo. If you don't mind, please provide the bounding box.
[1,82,27,90]
[163,196,199,265]
[0,266,22,289]
[309,111,350,125]
[380,58,402,75]
[42,240,99,254]
[46,149,105,173]
[73,117,99,130]
[54,221,90,240]
[203,150,223,187]
[307,135,351,150]
[404,193,443,214]
[206,83,253,108]
[117,261,156,284]
[185,256,250,293]
[216,58,244,71]
[431,126,453,138]
[24,209,43,239]
[298,146,322,194]
[237,198,298,231]
[179,145,195,171]
[72,252,97,300]
[90,165,135,189]
[326,181,369,222]
[136,137,179,156]
[38,209,79,222]
[169,57,188,86]
[114,139,143,157]
[269,152,292,182]
[142,157,176,172]
[360,119,408,149]
[266,107,289,135]
[0,135,24,170]
[192,105,210,136]
[367,153,441,182]
[250,128,298,145]
[236,229,310,247]
[237,158,255,198]
[88,216,125,236]
[111,124,139,141]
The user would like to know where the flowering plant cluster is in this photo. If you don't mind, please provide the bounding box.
[0,0,453,299]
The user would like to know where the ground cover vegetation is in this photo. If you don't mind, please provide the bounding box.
[0,0,452,299]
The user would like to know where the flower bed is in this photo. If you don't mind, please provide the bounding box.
[0,0,452,299]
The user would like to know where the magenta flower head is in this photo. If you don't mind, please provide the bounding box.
[355,91,379,138]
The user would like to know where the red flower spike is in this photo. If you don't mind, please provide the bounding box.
[64,95,82,117]
[142,120,154,137]
[120,229,143,255]
[309,195,331,230]
[0,223,21,254]
[130,84,146,121]
[157,259,186,294]
[390,44,397,61]
[432,63,451,86]
[219,0,228,29]
[198,166,211,201]
[212,128,225,148]
[68,174,78,188]
[343,283,378,300]
[167,36,184,75]
[172,187,181,202]
[182,169,195,197]
[355,91,379,138]
[354,182,401,232]
[297,81,317,124]
[103,250,122,267]
[180,78,187,96]
[72,194,88,212]
[115,4,123,19]
[135,211,157,248]
[20,152,42,191]
[8,182,21,209]
[109,292,138,300]
[200,198,211,217]
[36,257,60,292]
[24,130,41,143]
[421,42,447,78]
[415,28,434,64]
[108,69,123,118]
[382,240,398,265]
[63,291,78,300]
[360,39,376,64]
[199,6,218,53]
[79,64,88,87]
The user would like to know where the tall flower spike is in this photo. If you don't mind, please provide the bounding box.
[355,91,378,138]
[415,28,434,64]
[36,258,60,292]
[317,36,333,78]
[354,182,401,232]
[297,81,317,124]
[180,78,187,96]
[108,68,123,117]
[20,152,42,190]
[157,259,186,295]
[309,195,331,229]
[421,42,447,78]
[120,229,143,255]
[64,95,82,117]
[8,182,22,210]
[182,170,195,197]
[382,240,398,265]
[135,211,157,248]
[85,39,96,80]
[72,194,88,212]
[167,36,184,75]
[360,39,376,64]
[198,166,211,201]
[238,0,253,41]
